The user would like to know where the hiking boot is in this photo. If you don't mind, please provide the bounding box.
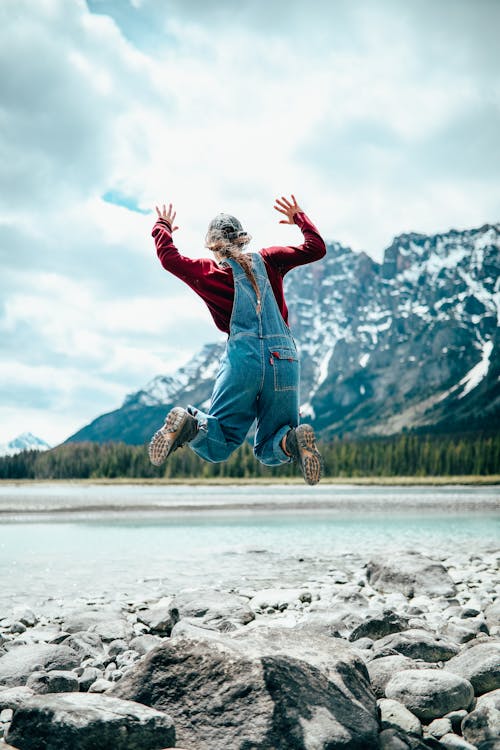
[148,407,198,466]
[285,424,323,485]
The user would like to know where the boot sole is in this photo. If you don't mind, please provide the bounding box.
[295,424,323,486]
[148,407,190,466]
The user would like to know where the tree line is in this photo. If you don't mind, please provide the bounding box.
[0,433,498,480]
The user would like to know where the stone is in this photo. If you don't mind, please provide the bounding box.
[0,644,80,687]
[378,727,436,749]
[136,596,179,635]
[372,629,459,662]
[5,692,175,750]
[0,687,34,711]
[12,608,38,628]
[129,634,164,655]
[444,708,469,732]
[385,669,474,721]
[439,735,477,750]
[476,688,500,711]
[90,619,134,643]
[60,631,106,660]
[77,667,103,692]
[485,601,500,629]
[107,639,129,658]
[446,641,500,695]
[89,678,115,693]
[110,632,379,749]
[378,697,422,735]
[368,655,432,698]
[426,717,452,738]
[461,706,500,746]
[443,618,489,645]
[26,670,79,694]
[175,590,255,631]
[249,588,313,611]
[349,611,409,642]
[366,552,457,599]
[0,708,13,722]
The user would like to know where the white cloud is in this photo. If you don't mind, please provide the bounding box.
[0,0,498,443]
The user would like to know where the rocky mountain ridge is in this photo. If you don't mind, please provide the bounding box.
[67,222,500,445]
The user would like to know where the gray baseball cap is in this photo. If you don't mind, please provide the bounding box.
[207,213,246,240]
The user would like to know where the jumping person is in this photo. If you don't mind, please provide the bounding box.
[148,195,326,485]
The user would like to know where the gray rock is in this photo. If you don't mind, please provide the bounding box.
[60,631,105,661]
[9,621,26,634]
[89,678,115,693]
[110,632,379,749]
[372,629,459,662]
[136,596,179,635]
[476,688,500,711]
[0,687,34,711]
[0,708,13,722]
[26,670,79,694]
[426,717,452,738]
[378,727,436,749]
[444,708,469,732]
[107,639,129,658]
[366,552,457,599]
[485,601,500,629]
[61,608,123,633]
[385,669,474,721]
[439,735,477,749]
[129,634,163,655]
[443,618,489,645]
[90,619,134,643]
[0,644,80,687]
[461,705,500,746]
[77,667,103,692]
[5,692,175,750]
[349,611,409,642]
[12,608,38,628]
[368,655,424,698]
[378,697,422,735]
[175,590,255,630]
[249,587,312,611]
[446,641,500,695]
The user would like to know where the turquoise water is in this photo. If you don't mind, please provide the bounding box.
[0,483,498,611]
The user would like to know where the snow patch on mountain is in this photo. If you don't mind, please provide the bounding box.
[0,433,51,457]
[458,340,494,399]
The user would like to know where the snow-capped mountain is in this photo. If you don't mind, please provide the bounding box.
[0,432,51,456]
[67,222,499,444]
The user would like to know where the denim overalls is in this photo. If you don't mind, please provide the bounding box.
[187,252,299,465]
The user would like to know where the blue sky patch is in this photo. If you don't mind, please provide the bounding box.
[102,190,151,215]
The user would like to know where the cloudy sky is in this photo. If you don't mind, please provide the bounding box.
[1,0,499,445]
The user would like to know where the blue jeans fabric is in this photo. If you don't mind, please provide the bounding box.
[187,253,299,466]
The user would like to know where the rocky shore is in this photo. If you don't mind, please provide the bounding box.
[0,549,498,749]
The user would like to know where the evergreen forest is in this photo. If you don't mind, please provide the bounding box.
[0,433,498,480]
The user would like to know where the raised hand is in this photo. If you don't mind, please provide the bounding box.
[155,203,179,231]
[273,194,303,224]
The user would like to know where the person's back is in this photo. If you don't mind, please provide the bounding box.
[148,195,326,485]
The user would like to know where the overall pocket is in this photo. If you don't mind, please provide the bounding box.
[269,347,299,391]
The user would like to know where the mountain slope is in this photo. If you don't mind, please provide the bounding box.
[66,222,500,445]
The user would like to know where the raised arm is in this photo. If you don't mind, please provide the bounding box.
[262,195,327,274]
[152,202,212,282]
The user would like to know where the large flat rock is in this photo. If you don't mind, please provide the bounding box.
[366,552,457,598]
[110,630,379,749]
[0,644,80,688]
[6,692,175,750]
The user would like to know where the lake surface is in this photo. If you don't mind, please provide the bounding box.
[0,483,498,613]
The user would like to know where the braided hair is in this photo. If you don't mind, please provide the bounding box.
[205,214,261,308]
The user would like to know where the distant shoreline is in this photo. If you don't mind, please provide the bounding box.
[0,475,499,486]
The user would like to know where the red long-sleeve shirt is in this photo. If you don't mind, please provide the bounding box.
[152,212,326,333]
